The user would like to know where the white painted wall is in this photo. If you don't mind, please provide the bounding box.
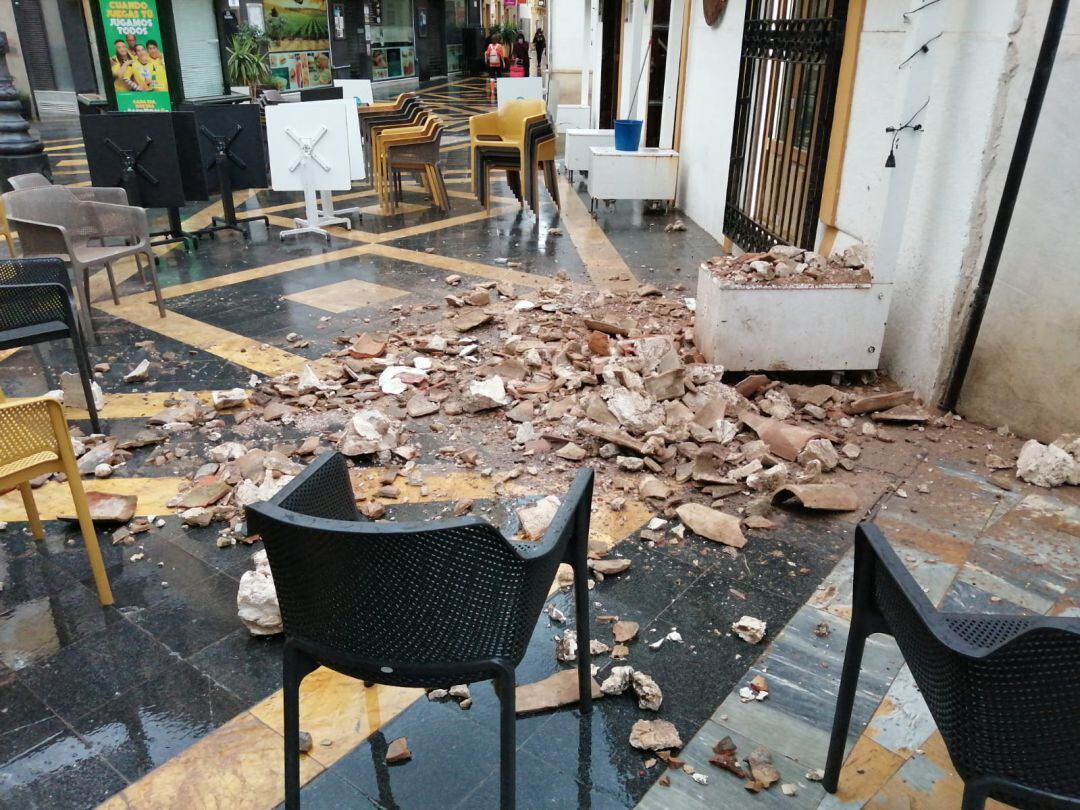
[675,0,744,239]
[548,0,587,103]
[957,3,1080,439]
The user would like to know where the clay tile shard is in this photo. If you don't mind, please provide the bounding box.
[709,735,748,778]
[734,374,770,398]
[746,746,780,788]
[60,491,137,523]
[613,620,640,643]
[385,737,412,764]
[451,310,493,332]
[772,484,859,512]
[583,317,632,336]
[739,410,825,462]
[589,558,631,576]
[516,669,603,715]
[349,334,387,359]
[871,404,930,423]
[843,389,914,415]
[177,480,231,509]
[675,503,747,548]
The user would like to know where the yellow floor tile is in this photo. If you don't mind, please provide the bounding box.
[283,277,408,313]
[98,712,322,810]
[556,175,639,291]
[0,476,185,522]
[250,668,424,768]
[64,390,247,420]
[829,734,907,805]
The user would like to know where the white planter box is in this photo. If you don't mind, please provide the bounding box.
[556,104,591,132]
[563,129,615,181]
[587,147,679,210]
[695,263,890,372]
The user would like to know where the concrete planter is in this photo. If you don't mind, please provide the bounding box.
[694,263,890,372]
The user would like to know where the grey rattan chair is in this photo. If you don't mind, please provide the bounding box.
[0,258,101,433]
[246,452,595,810]
[386,122,451,212]
[7,172,129,205]
[3,186,165,339]
[826,522,1080,809]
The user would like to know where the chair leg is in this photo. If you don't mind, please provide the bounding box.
[104,262,120,305]
[145,253,166,318]
[79,269,96,341]
[3,233,14,257]
[134,252,147,285]
[65,471,113,605]
[823,619,870,793]
[70,334,101,435]
[496,664,517,810]
[572,495,594,715]
[19,482,45,540]
[961,780,990,810]
[284,643,317,810]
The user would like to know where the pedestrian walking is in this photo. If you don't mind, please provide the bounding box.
[532,27,546,72]
[512,33,530,78]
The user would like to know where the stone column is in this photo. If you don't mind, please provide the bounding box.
[0,31,51,192]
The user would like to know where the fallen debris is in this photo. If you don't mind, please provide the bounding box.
[613,620,640,644]
[385,737,412,764]
[629,719,682,752]
[746,746,780,790]
[773,484,859,512]
[517,495,561,540]
[1016,438,1079,488]
[237,550,282,636]
[675,503,746,548]
[516,669,603,715]
[732,616,767,644]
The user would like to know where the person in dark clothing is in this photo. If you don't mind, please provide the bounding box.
[532,27,546,72]
[512,33,530,77]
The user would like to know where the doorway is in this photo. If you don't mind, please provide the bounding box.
[598,0,623,128]
[414,0,448,80]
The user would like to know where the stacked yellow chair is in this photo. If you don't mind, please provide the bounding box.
[372,115,450,211]
[0,396,113,605]
[468,99,558,214]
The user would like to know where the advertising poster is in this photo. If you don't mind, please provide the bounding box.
[263,0,331,88]
[370,46,415,81]
[98,0,171,111]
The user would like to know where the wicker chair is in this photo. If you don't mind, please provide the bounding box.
[8,172,129,205]
[0,396,113,605]
[825,522,1080,809]
[245,452,595,810]
[0,258,101,433]
[2,186,165,339]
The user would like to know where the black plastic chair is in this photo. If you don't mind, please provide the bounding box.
[826,522,1080,809]
[0,258,100,433]
[245,452,595,810]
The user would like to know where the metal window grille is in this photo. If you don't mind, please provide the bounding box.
[724,0,848,252]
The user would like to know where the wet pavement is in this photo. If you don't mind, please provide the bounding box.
[0,79,1075,809]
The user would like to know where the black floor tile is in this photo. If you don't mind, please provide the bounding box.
[0,726,126,810]
[17,619,177,721]
[0,554,79,610]
[187,628,285,706]
[131,571,242,658]
[0,581,113,671]
[70,658,244,782]
[328,698,498,809]
[0,672,60,765]
[280,770,380,809]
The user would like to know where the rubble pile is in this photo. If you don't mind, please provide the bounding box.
[703,243,872,287]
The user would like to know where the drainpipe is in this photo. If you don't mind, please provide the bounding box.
[940,0,1069,411]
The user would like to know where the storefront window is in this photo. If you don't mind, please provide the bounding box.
[445,0,466,73]
[365,0,416,81]
[263,0,332,90]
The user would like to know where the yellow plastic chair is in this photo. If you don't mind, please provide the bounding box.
[0,396,114,605]
[0,196,15,256]
[468,99,547,183]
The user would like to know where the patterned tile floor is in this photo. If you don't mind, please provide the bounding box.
[0,79,1075,809]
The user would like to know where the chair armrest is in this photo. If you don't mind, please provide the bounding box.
[470,111,501,140]
[0,282,77,334]
[83,201,150,242]
[6,217,73,257]
[70,187,129,206]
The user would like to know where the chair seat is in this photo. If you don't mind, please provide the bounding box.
[0,449,59,480]
[71,242,141,264]
[0,321,70,351]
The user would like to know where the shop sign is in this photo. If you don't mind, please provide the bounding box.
[98,0,172,111]
[264,0,333,89]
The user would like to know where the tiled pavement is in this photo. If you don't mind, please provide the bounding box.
[1,79,1075,808]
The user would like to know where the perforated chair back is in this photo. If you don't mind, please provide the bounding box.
[246,452,589,687]
[862,525,1080,799]
[834,524,1080,807]
[0,397,61,472]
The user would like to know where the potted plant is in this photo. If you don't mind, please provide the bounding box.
[227,24,271,101]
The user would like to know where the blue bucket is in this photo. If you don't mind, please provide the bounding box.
[613,119,643,152]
